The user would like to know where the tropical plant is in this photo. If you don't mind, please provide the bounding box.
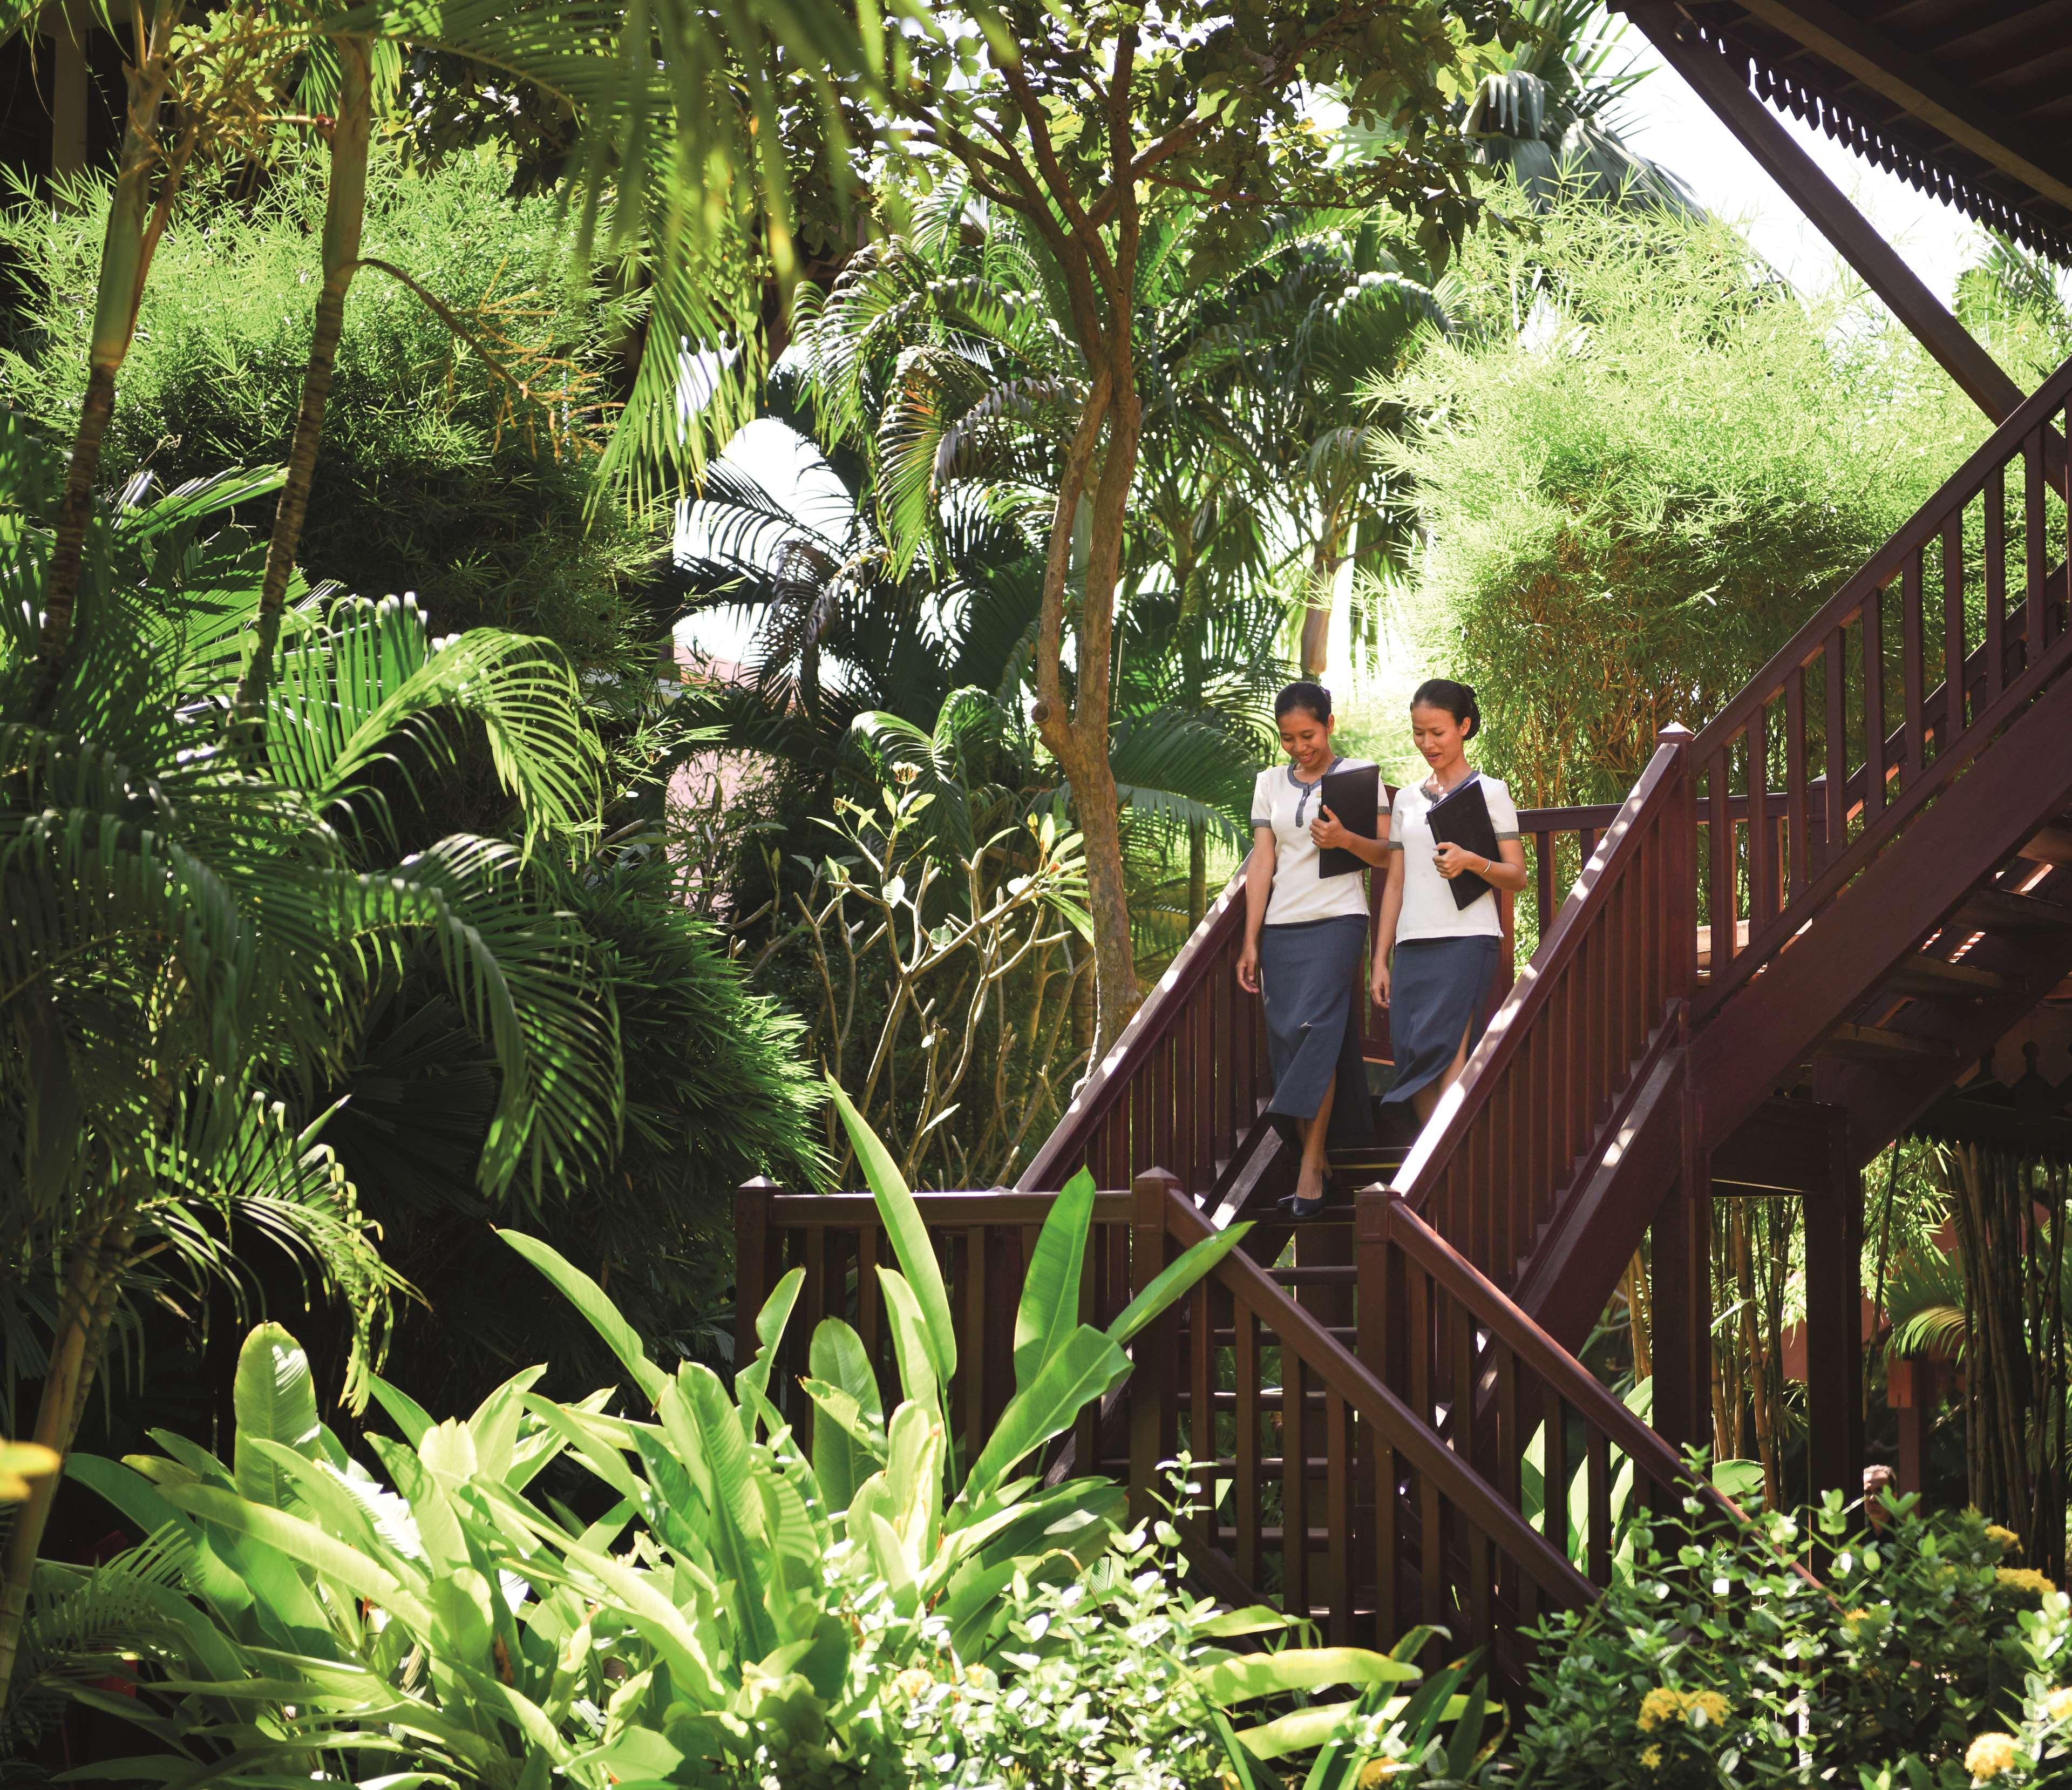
[1516,1487,2042,1787]
[12,1097,1475,1787]
[0,402,646,1715]
[1,145,669,679]
[838,2,1518,1053]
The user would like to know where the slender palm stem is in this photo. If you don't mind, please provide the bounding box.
[31,0,185,721]
[236,33,371,724]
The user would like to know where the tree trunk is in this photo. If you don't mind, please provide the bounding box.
[30,4,185,721]
[235,33,372,723]
[1299,526,1342,681]
[0,1212,125,1719]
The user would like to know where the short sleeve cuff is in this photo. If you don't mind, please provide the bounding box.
[1387,839,1404,851]
[1250,816,1271,828]
[1494,830,1520,841]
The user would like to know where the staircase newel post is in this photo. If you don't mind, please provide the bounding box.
[1649,728,1713,1481]
[1128,1168,1182,1525]
[735,1177,779,1392]
[1356,1185,1399,1638]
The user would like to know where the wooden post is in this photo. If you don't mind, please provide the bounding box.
[1128,1168,1182,1521]
[735,1177,778,1386]
[1804,1128,1866,1503]
[44,3,90,181]
[1651,1047,1711,1470]
[1890,1357,1938,1501]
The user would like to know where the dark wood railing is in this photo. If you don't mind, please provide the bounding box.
[735,1185,1138,1470]
[1357,1189,1743,1585]
[1020,801,1642,1203]
[1387,736,1696,1291]
[1689,348,2072,1011]
[735,1170,1735,1670]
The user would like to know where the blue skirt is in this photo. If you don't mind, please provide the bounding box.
[1259,915,1373,1136]
[1381,935,1502,1106]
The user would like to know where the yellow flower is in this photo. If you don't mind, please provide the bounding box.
[1638,1687,1684,1733]
[1965,1733,2019,1782]
[1686,1690,1731,1728]
[893,1668,934,1701]
[1639,1745,1662,1770]
[1997,1567,2057,1599]
[1986,1524,2022,1554]
[1356,1763,1399,1788]
[2045,1686,2072,1723]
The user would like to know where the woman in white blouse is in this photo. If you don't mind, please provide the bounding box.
[1237,682,1390,1215]
[1371,680,1528,1124]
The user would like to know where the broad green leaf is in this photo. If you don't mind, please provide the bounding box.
[1014,1167,1095,1394]
[809,1317,884,1421]
[159,1482,439,1637]
[1193,1647,1421,1707]
[368,1375,436,1447]
[520,1398,643,1502]
[735,1267,805,1415]
[876,1268,941,1417]
[1235,1699,1367,1761]
[827,1078,956,1383]
[964,1326,1129,1503]
[882,1401,945,1561]
[548,1536,727,1705]
[1108,1222,1253,1348]
[467,1366,547,1480]
[678,1364,779,1661]
[499,1229,667,1407]
[65,1455,253,1625]
[802,1380,881,1513]
[233,1323,321,1510]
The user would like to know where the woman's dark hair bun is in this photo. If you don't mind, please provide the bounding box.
[1274,680,1332,723]
[1411,677,1481,740]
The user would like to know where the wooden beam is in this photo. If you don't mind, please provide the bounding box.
[1628,4,2028,425]
[1728,0,2072,218]
[1711,1097,1847,1195]
[1803,1126,1865,1501]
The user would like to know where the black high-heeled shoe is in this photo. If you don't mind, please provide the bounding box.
[1277,1174,1333,1219]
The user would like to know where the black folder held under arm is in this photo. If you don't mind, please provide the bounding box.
[1426,776,1500,910]
[1316,763,1381,878]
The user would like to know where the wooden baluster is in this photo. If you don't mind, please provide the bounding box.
[1944,513,1967,742]
[1072,1213,1099,1477]
[1822,632,1847,860]
[1376,1425,1401,1645]
[1283,1347,1310,1624]
[1188,1279,1215,1549]
[1326,1393,1351,1645]
[1986,466,2007,705]
[1236,1304,1261,1587]
[1707,750,1740,986]
[857,1227,882,1371]
[1192,986,1215,1197]
[1185,998,1201,1193]
[1785,666,1810,899]
[804,1224,827,1341]
[734,1178,776,1377]
[1152,1033,1176,1184]
[963,1228,988,1454]
[1901,550,1926,777]
[1536,831,1555,939]
[1469,1517,1492,1658]
[1496,1342,1520,1618]
[2057,406,2072,649]
[1543,1388,1570,1560]
[1451,1292,1476,1460]
[1408,1258,1432,1431]
[1587,1428,1613,1584]
[2034,426,2057,654]
[1860,588,1885,822]
[1419,1435,1446,1637]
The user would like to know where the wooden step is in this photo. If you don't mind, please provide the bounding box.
[1884,953,2009,1000]
[2018,822,2072,866]
[1268,1264,1358,1286]
[1816,1022,1961,1064]
[1954,886,2072,935]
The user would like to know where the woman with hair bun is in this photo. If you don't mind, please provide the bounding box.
[1237,680,1390,1216]
[1372,679,1528,1124]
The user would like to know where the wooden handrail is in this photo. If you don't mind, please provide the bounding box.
[1389,734,1693,1285]
[1372,1192,1734,1525]
[1161,1188,1595,1612]
[1015,872,1248,1192]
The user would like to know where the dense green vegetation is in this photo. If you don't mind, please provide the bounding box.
[4,0,2072,1779]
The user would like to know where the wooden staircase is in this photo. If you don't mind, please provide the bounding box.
[736,348,2072,1677]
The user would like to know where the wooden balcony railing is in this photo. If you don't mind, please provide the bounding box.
[1387,736,1697,1291]
[1689,348,2072,1011]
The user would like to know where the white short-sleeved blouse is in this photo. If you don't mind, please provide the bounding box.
[1249,758,1376,927]
[1387,771,1520,941]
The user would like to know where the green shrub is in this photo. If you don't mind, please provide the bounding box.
[0,148,665,671]
[1516,1488,2050,1788]
[1383,192,1985,803]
